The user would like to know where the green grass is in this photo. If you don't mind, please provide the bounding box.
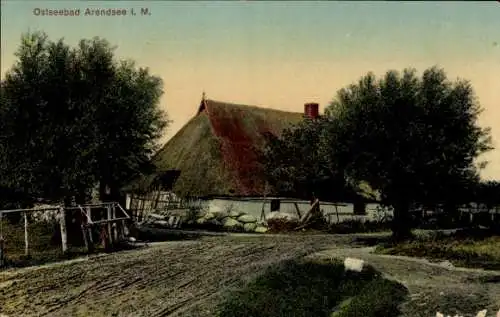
[217,259,408,317]
[375,230,500,270]
[0,219,67,266]
[0,219,139,268]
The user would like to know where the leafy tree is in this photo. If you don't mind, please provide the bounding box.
[74,39,167,202]
[261,117,355,202]
[0,32,168,206]
[325,67,492,240]
[0,32,91,204]
[475,180,500,208]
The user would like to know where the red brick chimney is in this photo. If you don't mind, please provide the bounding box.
[304,103,319,119]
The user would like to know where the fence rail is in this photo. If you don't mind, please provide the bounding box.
[127,192,201,222]
[0,202,130,268]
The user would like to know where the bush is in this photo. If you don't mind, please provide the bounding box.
[328,219,391,234]
[266,218,300,232]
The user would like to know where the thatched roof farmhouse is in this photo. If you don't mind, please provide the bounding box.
[126,97,319,197]
[125,96,379,202]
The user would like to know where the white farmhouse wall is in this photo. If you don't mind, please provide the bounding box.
[203,198,393,224]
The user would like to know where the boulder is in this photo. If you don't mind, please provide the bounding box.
[153,220,169,228]
[254,226,269,233]
[243,222,257,232]
[148,213,166,221]
[167,208,186,214]
[222,218,243,230]
[266,212,300,232]
[196,209,208,219]
[204,212,216,221]
[266,212,299,222]
[228,210,244,218]
[167,209,190,220]
[237,214,257,223]
[196,218,207,225]
[208,219,222,226]
[212,210,229,221]
[343,257,365,272]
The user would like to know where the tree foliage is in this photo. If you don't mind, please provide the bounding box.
[261,117,355,201]
[475,180,500,207]
[325,66,492,239]
[0,32,168,206]
[261,66,493,240]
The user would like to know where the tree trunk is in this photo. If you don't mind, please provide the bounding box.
[443,202,458,228]
[391,201,413,241]
[110,186,124,206]
[99,181,109,202]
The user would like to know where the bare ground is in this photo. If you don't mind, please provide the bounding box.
[1,233,499,317]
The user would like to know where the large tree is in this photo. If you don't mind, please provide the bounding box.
[260,117,360,202]
[325,67,492,240]
[475,180,500,209]
[0,32,168,206]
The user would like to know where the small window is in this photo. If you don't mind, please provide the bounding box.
[353,201,366,215]
[270,199,281,212]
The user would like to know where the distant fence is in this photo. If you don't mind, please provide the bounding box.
[126,192,201,222]
[0,202,130,268]
[412,204,500,228]
[126,191,500,228]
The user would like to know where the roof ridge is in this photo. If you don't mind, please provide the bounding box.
[205,99,302,115]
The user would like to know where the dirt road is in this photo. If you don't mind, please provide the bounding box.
[1,234,499,317]
[310,247,500,317]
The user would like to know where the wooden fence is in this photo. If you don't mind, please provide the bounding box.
[126,192,201,222]
[0,202,130,267]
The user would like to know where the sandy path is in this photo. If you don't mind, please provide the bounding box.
[0,235,347,317]
[0,234,498,317]
[310,247,500,317]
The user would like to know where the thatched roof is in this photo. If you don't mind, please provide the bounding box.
[125,98,381,201]
[125,99,304,197]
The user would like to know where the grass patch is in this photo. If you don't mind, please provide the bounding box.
[328,219,392,234]
[217,259,408,317]
[0,219,73,268]
[375,229,500,270]
[0,219,142,269]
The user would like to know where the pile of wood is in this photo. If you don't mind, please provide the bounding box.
[295,199,326,230]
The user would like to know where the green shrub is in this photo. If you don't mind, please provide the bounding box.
[328,219,391,234]
[332,279,408,317]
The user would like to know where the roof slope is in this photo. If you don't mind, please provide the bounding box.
[130,99,304,197]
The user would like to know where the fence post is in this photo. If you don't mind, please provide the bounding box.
[116,203,125,241]
[0,211,4,267]
[100,225,110,251]
[111,204,118,242]
[24,212,29,256]
[86,207,94,245]
[0,237,4,267]
[81,222,89,253]
[59,207,68,253]
[106,205,113,246]
[79,207,89,253]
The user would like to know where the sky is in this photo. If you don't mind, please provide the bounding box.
[1,1,499,180]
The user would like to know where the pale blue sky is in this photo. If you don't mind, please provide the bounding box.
[2,1,499,179]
